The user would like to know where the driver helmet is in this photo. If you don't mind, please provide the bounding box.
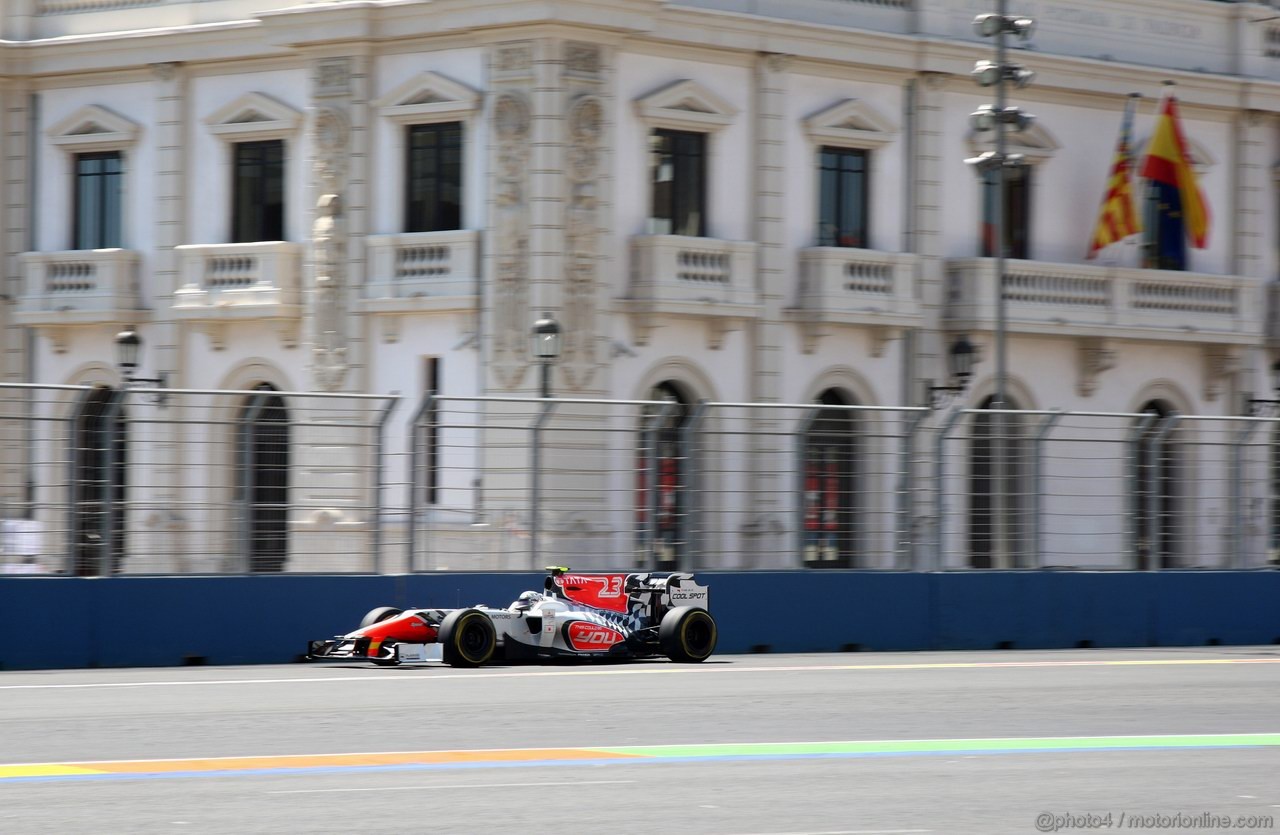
[512,590,543,612]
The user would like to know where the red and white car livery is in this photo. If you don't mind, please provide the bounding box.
[307,568,716,668]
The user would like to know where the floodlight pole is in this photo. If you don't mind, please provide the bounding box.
[993,0,1008,415]
[993,0,1009,568]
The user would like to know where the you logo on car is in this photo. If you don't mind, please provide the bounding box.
[566,621,625,651]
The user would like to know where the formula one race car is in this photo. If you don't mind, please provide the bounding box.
[307,567,717,668]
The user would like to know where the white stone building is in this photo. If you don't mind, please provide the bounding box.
[1,0,1279,572]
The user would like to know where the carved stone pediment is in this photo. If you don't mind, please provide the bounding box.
[634,79,737,132]
[374,71,483,124]
[804,98,897,149]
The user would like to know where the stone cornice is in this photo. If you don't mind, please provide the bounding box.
[1,0,1279,114]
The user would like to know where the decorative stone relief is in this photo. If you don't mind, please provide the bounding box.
[311,192,349,392]
[561,94,603,390]
[308,67,352,391]
[491,91,532,390]
[1202,346,1240,403]
[314,57,352,98]
[494,43,534,78]
[564,42,601,78]
[761,52,792,74]
[150,62,179,82]
[1075,337,1116,397]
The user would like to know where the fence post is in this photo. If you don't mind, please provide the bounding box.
[1230,419,1261,569]
[1031,410,1064,570]
[99,388,129,577]
[405,392,435,572]
[529,399,556,569]
[1146,413,1182,571]
[898,409,928,570]
[1126,412,1156,567]
[793,407,819,569]
[932,407,967,571]
[371,396,400,575]
[681,401,709,570]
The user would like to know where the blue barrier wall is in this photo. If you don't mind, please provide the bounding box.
[1,571,1277,670]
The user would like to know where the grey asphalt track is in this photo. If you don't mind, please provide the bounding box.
[1,648,1279,835]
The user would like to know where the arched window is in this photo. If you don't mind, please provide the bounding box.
[801,388,859,568]
[1135,399,1178,569]
[236,384,290,572]
[72,386,127,576]
[636,381,691,570]
[969,395,1026,568]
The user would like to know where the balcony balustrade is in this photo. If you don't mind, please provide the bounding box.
[945,258,1264,345]
[362,230,479,314]
[16,249,142,329]
[622,235,759,347]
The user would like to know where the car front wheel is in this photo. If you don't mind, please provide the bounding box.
[439,609,498,668]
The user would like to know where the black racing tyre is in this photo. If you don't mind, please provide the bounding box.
[439,609,498,668]
[659,606,717,663]
[359,606,403,629]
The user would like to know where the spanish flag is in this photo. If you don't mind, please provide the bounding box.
[1087,94,1142,258]
[1139,88,1210,253]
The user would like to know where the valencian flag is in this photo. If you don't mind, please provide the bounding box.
[1086,93,1141,258]
[1139,85,1210,270]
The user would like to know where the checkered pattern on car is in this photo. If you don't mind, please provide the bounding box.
[560,603,645,636]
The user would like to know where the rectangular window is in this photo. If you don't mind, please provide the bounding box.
[649,129,706,237]
[817,146,869,248]
[405,123,463,233]
[73,152,123,250]
[231,140,285,243]
[981,164,1031,260]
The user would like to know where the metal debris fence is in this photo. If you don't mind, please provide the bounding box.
[1,384,1277,575]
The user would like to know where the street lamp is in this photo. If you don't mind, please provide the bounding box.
[114,326,168,406]
[1246,360,1280,417]
[928,335,977,408]
[531,313,562,399]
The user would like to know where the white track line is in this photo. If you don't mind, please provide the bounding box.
[267,779,636,795]
[724,830,933,835]
[1,657,1277,691]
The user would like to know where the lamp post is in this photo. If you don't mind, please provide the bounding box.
[928,335,977,409]
[1246,360,1280,417]
[968,3,1035,414]
[114,326,168,406]
[968,2,1034,567]
[529,314,561,568]
[531,313,562,399]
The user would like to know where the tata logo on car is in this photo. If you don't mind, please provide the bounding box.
[566,621,625,652]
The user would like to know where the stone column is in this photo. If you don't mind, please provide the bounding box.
[471,39,619,570]
[741,53,791,568]
[0,79,31,522]
[1233,109,1269,415]
[908,71,953,568]
[292,54,376,571]
[911,72,952,399]
[147,61,189,569]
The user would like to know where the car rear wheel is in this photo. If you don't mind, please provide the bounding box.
[659,606,717,663]
[439,609,497,668]
[359,606,403,629]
